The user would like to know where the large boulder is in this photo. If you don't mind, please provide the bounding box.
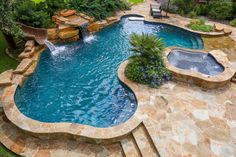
[87,22,101,33]
[25,40,35,48]
[58,29,79,39]
[14,59,33,74]
[47,28,58,40]
[214,24,224,32]
[60,10,76,17]
[224,28,232,35]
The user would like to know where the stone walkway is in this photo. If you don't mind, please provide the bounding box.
[1,0,236,157]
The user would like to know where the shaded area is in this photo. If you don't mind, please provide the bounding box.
[0,32,18,73]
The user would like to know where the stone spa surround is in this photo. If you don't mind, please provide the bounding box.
[164,47,235,89]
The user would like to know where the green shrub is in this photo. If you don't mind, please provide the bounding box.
[208,0,233,20]
[172,0,194,14]
[194,4,208,16]
[125,33,171,88]
[14,0,68,28]
[187,18,213,32]
[189,18,205,25]
[69,0,130,20]
[187,11,197,18]
[230,19,236,27]
[188,24,213,32]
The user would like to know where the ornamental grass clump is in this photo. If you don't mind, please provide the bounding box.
[125,33,171,88]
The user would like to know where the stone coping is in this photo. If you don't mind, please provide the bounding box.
[164,47,235,89]
[1,60,147,142]
[118,14,228,37]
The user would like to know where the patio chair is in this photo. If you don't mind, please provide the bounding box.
[150,3,162,18]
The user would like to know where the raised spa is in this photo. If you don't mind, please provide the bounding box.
[15,16,203,128]
[168,49,224,76]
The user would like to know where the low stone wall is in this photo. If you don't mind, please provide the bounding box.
[164,47,235,89]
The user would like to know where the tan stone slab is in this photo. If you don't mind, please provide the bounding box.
[14,59,33,74]
[58,29,79,39]
[25,40,35,48]
[12,74,25,86]
[132,124,159,157]
[214,24,224,32]
[19,47,35,59]
[0,70,13,87]
[47,28,58,40]
[121,136,141,157]
[24,62,37,76]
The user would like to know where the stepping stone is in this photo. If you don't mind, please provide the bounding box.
[0,70,13,87]
[224,28,232,34]
[214,24,224,32]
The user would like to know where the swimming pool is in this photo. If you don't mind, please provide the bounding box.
[15,17,203,128]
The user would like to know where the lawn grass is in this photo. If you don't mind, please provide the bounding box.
[0,32,18,73]
[0,144,19,157]
[128,0,144,4]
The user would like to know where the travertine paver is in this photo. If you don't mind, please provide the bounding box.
[132,124,159,157]
[0,70,13,87]
[121,136,141,157]
[0,108,123,157]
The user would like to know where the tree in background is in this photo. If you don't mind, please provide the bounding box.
[0,0,23,49]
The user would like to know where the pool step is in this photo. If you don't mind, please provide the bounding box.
[196,37,204,49]
[121,135,142,157]
[132,123,160,157]
[190,37,198,49]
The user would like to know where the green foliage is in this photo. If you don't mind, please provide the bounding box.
[0,32,18,73]
[172,0,194,15]
[69,0,130,20]
[208,0,233,20]
[14,0,67,28]
[163,0,235,21]
[188,24,213,32]
[130,33,164,60]
[189,18,205,25]
[230,18,236,27]
[187,11,197,18]
[0,0,23,38]
[193,4,208,16]
[128,0,144,5]
[0,144,19,157]
[187,18,213,32]
[125,33,171,88]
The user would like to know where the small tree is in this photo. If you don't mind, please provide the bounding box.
[130,33,164,60]
[0,0,23,49]
[125,33,171,88]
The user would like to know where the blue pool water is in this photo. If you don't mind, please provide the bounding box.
[15,17,203,127]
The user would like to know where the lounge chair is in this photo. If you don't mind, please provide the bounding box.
[150,3,162,18]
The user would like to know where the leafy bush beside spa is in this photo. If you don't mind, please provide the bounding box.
[125,33,171,88]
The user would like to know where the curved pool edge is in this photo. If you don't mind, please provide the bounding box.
[1,61,144,143]
[118,13,227,37]
[164,47,235,89]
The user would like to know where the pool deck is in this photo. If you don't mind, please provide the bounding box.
[0,0,236,156]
